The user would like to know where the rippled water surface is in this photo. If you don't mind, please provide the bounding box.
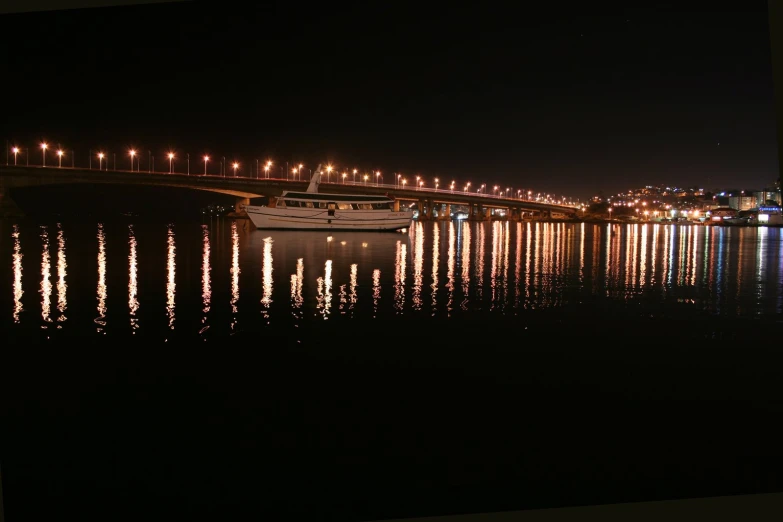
[2,219,783,341]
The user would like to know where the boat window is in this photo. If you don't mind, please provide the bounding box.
[358,203,374,210]
[337,203,354,210]
[372,202,391,210]
[319,202,328,209]
[328,203,336,210]
[284,200,299,207]
[304,201,314,208]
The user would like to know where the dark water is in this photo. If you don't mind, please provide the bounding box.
[2,217,783,521]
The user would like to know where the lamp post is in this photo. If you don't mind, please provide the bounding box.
[129,150,136,171]
[57,150,63,167]
[187,153,190,175]
[204,155,209,175]
[12,147,19,165]
[232,162,239,177]
[98,152,104,170]
[41,142,47,166]
[168,152,174,173]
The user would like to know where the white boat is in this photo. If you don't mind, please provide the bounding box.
[244,165,414,231]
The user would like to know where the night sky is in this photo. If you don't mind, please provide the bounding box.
[1,1,778,200]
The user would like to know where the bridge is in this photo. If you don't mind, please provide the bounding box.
[0,165,580,220]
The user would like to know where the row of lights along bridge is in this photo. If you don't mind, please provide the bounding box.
[5,142,578,206]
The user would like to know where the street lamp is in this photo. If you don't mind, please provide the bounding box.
[376,171,381,186]
[129,150,136,171]
[98,152,105,170]
[12,147,19,165]
[326,165,333,182]
[232,162,239,176]
[204,155,209,175]
[363,174,368,185]
[41,142,47,166]
[57,149,63,167]
[168,152,174,173]
[352,168,357,183]
[342,173,347,184]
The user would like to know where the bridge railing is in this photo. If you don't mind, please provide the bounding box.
[1,160,580,209]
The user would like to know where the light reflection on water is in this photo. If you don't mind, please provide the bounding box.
[200,224,211,336]
[129,225,139,332]
[39,226,52,327]
[12,225,23,323]
[56,224,67,324]
[95,223,107,333]
[166,224,176,330]
[3,220,783,338]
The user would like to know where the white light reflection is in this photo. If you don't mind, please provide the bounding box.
[129,225,139,332]
[514,223,522,309]
[12,225,23,323]
[460,222,471,310]
[40,226,53,328]
[349,263,358,313]
[230,221,240,331]
[166,224,176,329]
[200,224,211,335]
[639,224,648,288]
[56,225,67,324]
[412,221,424,310]
[316,260,333,319]
[446,221,455,315]
[475,223,485,302]
[96,223,107,332]
[372,268,381,318]
[394,240,407,312]
[291,258,304,321]
[431,222,440,313]
[260,237,273,319]
[521,223,530,307]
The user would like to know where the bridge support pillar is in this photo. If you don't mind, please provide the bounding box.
[484,207,491,220]
[418,199,430,221]
[234,197,250,216]
[441,204,451,220]
[429,200,438,219]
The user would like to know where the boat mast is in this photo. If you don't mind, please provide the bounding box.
[306,164,323,193]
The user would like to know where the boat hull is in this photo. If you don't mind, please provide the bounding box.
[245,205,413,231]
